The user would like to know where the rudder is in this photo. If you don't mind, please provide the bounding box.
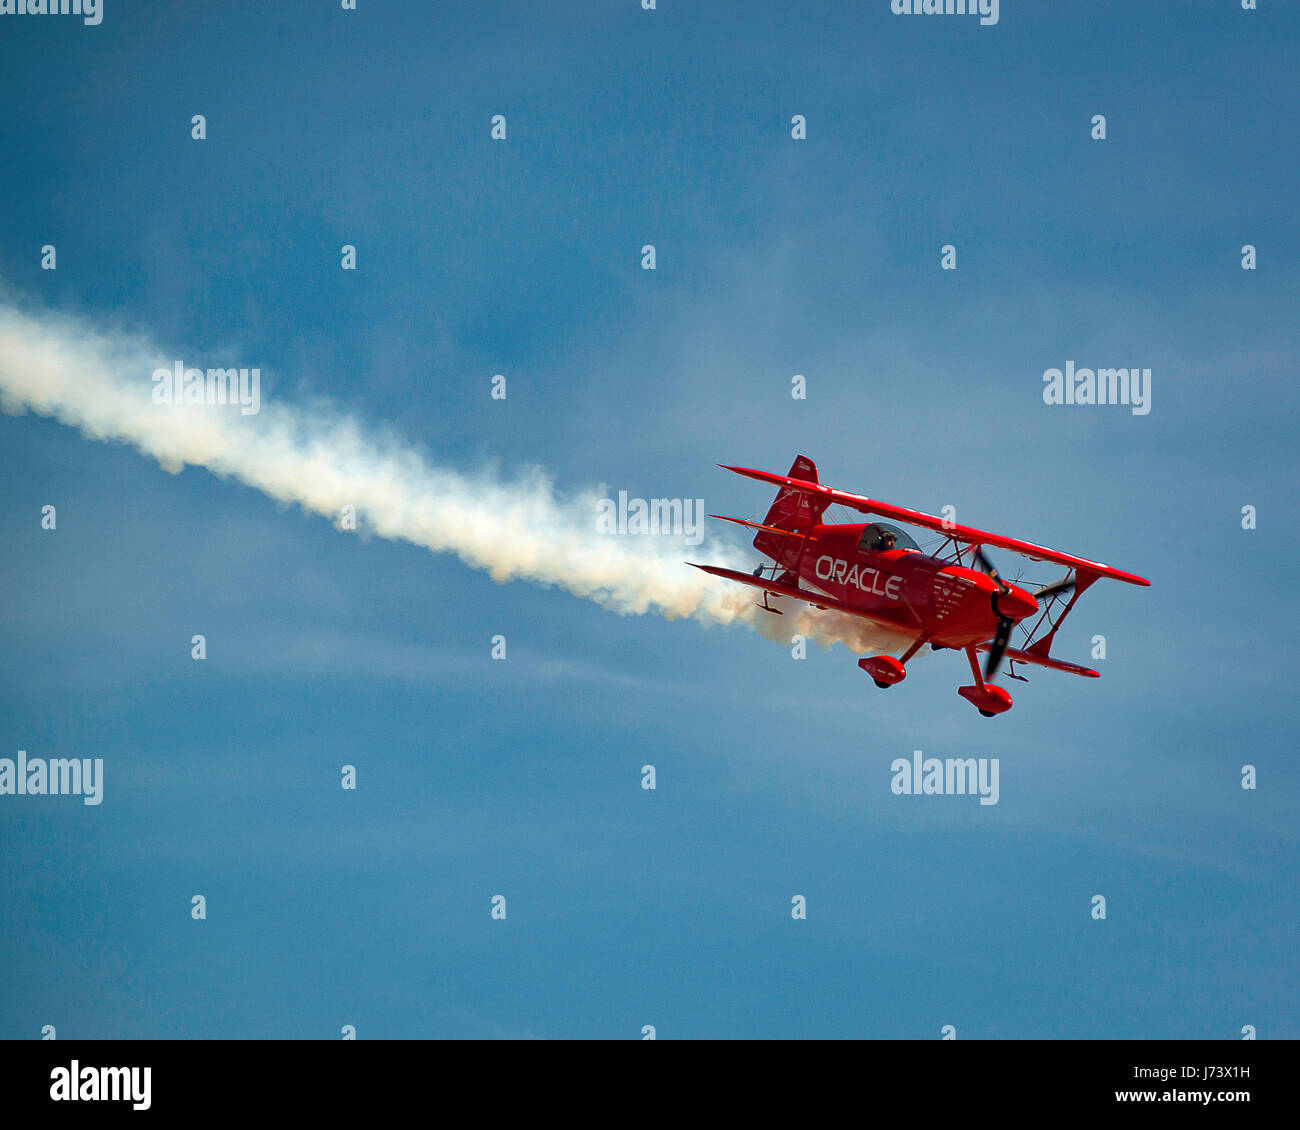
[754,455,828,557]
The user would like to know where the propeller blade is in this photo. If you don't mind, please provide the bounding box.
[974,546,1010,594]
[984,617,1014,680]
[977,546,1022,678]
[1033,576,1076,601]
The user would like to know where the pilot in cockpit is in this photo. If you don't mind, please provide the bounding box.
[860,523,916,553]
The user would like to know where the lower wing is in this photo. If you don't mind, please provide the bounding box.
[687,563,915,631]
[975,642,1100,678]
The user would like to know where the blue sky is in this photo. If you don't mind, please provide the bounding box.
[1,1,1297,1038]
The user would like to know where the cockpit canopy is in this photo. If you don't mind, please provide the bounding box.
[858,522,919,553]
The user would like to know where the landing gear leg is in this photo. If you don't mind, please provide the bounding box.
[957,645,1013,716]
[900,639,926,663]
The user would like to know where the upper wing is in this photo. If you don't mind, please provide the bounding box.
[720,465,1151,588]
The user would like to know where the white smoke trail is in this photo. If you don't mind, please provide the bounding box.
[0,297,913,656]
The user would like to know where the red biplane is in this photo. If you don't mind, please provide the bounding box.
[690,456,1149,717]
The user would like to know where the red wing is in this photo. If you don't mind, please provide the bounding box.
[975,642,1100,678]
[687,563,916,631]
[720,465,1150,588]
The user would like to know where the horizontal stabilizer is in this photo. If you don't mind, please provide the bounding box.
[709,514,818,541]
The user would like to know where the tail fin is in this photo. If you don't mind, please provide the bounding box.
[753,455,829,557]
